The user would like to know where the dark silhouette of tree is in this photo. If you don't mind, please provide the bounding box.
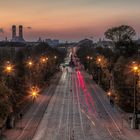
[105,25,138,57]
[105,25,136,43]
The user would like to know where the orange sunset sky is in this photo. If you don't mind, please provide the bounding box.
[0,0,140,41]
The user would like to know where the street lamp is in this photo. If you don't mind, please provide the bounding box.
[46,57,48,61]
[54,56,57,59]
[90,57,93,60]
[29,86,40,101]
[40,57,47,64]
[133,66,138,71]
[132,64,139,129]
[86,56,92,73]
[87,56,90,60]
[4,62,13,74]
[27,61,33,68]
[107,91,111,97]
[6,65,12,73]
[98,58,101,62]
[4,62,14,89]
[27,60,33,88]
[97,57,102,85]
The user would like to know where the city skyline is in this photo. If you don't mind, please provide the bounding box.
[0,0,140,41]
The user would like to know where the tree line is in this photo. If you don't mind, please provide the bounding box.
[0,43,65,128]
[77,25,140,112]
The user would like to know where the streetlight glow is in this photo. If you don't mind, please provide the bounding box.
[4,63,13,74]
[42,58,46,62]
[46,57,48,61]
[29,61,33,66]
[32,91,37,97]
[6,66,12,71]
[27,60,33,68]
[29,86,40,100]
[87,56,90,60]
[107,92,111,97]
[98,58,101,62]
[133,66,138,71]
[40,57,47,63]
[90,57,93,60]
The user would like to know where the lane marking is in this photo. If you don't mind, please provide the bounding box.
[81,109,95,126]
[37,72,67,140]
[71,73,75,140]
[55,72,69,139]
[66,73,70,140]
[107,128,112,136]
[92,85,122,135]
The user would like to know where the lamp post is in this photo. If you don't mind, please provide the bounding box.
[86,56,90,72]
[40,57,48,81]
[97,58,102,85]
[40,57,48,64]
[27,60,33,88]
[5,62,13,74]
[86,56,92,73]
[4,62,14,87]
[132,65,139,129]
[54,56,57,59]
[107,91,111,100]
[89,57,93,74]
[29,86,39,102]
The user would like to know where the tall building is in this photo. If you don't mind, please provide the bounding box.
[19,25,23,39]
[11,25,25,42]
[12,25,16,39]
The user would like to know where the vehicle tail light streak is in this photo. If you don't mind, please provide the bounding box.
[76,71,97,115]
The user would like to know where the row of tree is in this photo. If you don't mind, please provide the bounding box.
[0,43,65,128]
[77,25,140,112]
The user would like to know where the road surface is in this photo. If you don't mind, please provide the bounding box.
[3,62,139,140]
[32,67,131,140]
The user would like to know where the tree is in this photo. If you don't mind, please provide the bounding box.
[105,25,137,57]
[105,25,136,43]
[0,81,12,127]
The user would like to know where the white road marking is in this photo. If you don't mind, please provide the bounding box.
[55,72,68,139]
[107,128,112,136]
[66,74,70,140]
[32,72,66,140]
[93,85,122,134]
[81,109,95,126]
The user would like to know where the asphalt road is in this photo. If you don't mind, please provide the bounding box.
[3,63,139,140]
[32,67,129,140]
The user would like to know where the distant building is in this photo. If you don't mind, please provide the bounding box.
[78,38,93,47]
[45,39,59,47]
[95,39,114,49]
[11,25,25,42]
[37,37,43,43]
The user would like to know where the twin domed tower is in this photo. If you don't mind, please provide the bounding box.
[11,25,25,42]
